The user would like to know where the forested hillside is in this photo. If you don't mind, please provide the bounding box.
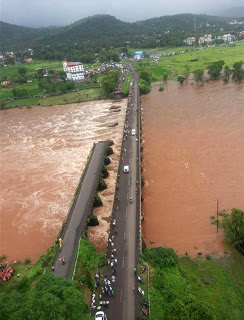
[0,13,240,52]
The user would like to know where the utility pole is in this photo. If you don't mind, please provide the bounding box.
[217,198,219,233]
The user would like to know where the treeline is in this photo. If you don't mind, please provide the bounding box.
[33,44,120,63]
[177,60,244,84]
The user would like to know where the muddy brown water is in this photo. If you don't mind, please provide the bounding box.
[141,79,244,256]
[0,100,126,262]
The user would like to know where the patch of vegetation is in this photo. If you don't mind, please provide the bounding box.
[135,44,244,81]
[104,155,111,165]
[159,86,164,91]
[106,146,113,156]
[93,194,103,207]
[142,247,244,320]
[0,273,91,320]
[98,174,107,191]
[24,258,31,265]
[78,238,105,269]
[87,212,99,226]
[121,71,132,96]
[177,75,185,84]
[101,165,108,178]
[101,69,120,98]
[142,247,178,268]
[221,208,244,245]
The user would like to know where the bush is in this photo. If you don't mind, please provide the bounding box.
[106,146,113,156]
[0,102,6,109]
[98,175,107,191]
[24,258,31,265]
[101,165,108,178]
[88,212,99,226]
[104,156,111,165]
[85,269,94,292]
[79,238,105,268]
[142,247,178,268]
[139,79,151,94]
[93,195,103,207]
[159,86,164,91]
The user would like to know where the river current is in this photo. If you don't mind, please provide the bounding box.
[0,100,126,262]
[141,79,244,256]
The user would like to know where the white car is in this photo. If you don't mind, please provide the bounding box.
[123,165,129,173]
[131,129,136,136]
[95,311,107,320]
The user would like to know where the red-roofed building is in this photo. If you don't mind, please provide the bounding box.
[25,58,33,63]
[63,61,84,81]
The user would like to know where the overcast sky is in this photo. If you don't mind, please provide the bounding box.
[0,0,243,27]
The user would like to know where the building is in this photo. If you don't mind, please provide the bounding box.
[198,34,212,45]
[132,51,143,60]
[25,58,33,63]
[218,34,236,42]
[183,37,196,46]
[63,61,84,81]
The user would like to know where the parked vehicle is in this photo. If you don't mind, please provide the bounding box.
[95,311,107,320]
[131,129,136,136]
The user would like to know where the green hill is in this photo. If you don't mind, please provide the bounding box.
[0,13,237,51]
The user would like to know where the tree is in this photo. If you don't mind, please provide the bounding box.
[183,65,190,79]
[207,60,224,80]
[18,66,27,76]
[193,69,204,83]
[177,76,185,84]
[6,56,15,65]
[0,273,90,320]
[140,70,151,83]
[223,66,232,80]
[12,87,28,97]
[232,61,244,83]
[139,79,151,94]
[222,208,244,244]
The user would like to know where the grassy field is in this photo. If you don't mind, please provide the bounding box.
[0,60,63,79]
[5,88,102,108]
[133,43,244,80]
[139,246,244,320]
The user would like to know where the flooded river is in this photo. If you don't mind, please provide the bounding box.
[141,79,244,256]
[0,100,126,262]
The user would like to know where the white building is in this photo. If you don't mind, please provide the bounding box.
[223,34,235,42]
[183,37,196,46]
[63,61,84,81]
[199,34,212,45]
[218,34,236,42]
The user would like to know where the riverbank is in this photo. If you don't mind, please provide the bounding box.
[138,245,244,320]
[134,42,244,81]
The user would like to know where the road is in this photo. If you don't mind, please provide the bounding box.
[106,68,140,320]
[53,141,109,278]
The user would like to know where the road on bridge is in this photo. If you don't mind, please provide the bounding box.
[53,141,109,278]
[106,68,140,320]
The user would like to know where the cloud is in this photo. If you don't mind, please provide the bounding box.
[1,0,243,27]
